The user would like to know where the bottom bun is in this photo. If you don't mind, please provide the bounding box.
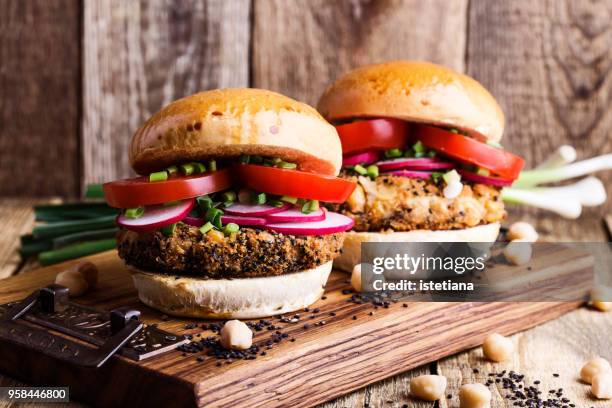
[129,261,332,319]
[334,223,501,272]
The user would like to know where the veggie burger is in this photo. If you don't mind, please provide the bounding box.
[103,89,356,318]
[317,61,525,271]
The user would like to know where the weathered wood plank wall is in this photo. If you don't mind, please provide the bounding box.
[0,0,610,215]
[82,0,251,185]
[0,0,81,197]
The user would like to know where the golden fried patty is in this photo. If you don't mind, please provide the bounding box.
[117,224,344,279]
[332,173,505,232]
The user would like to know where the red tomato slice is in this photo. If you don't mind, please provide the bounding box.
[336,118,409,154]
[414,125,524,180]
[235,165,356,203]
[103,169,232,208]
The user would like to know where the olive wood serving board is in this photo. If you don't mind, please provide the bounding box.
[0,246,592,408]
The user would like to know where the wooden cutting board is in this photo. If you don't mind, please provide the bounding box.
[0,246,593,408]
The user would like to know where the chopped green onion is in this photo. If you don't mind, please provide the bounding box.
[430,172,444,182]
[167,165,178,175]
[222,191,237,203]
[278,161,297,169]
[476,168,490,176]
[366,165,379,179]
[197,195,213,211]
[124,207,144,219]
[252,192,266,205]
[403,148,415,158]
[199,222,214,234]
[222,201,234,208]
[250,155,263,164]
[442,169,461,185]
[385,148,403,158]
[84,184,105,199]
[449,128,459,134]
[192,162,206,173]
[161,223,176,236]
[413,141,426,154]
[353,164,368,175]
[266,157,282,166]
[163,200,180,207]
[205,207,223,229]
[427,150,436,158]
[268,199,284,207]
[239,155,250,164]
[149,171,168,182]
[208,160,217,172]
[180,163,195,175]
[486,140,503,149]
[301,200,319,214]
[280,195,298,204]
[222,223,239,235]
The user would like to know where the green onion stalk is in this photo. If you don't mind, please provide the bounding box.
[502,149,611,218]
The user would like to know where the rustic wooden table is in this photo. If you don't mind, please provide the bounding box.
[0,198,610,408]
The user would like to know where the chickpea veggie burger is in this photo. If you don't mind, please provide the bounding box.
[317,61,525,271]
[103,89,356,318]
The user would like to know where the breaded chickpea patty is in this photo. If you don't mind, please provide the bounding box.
[117,224,344,278]
[331,173,505,232]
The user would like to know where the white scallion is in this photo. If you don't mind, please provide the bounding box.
[514,154,612,188]
[535,145,577,170]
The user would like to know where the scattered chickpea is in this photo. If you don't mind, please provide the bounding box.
[592,301,612,312]
[410,374,447,401]
[482,333,514,362]
[220,320,253,350]
[351,263,382,292]
[76,262,99,288]
[351,264,363,292]
[590,285,612,312]
[507,221,538,242]
[54,262,99,297]
[580,357,612,384]
[459,383,491,408]
[592,372,612,399]
[503,240,532,266]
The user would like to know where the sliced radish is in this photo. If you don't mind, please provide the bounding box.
[376,158,454,171]
[264,207,326,223]
[342,150,381,166]
[223,203,290,216]
[221,214,267,226]
[184,214,267,227]
[182,216,205,227]
[382,170,433,180]
[117,199,194,231]
[457,170,513,187]
[264,211,354,235]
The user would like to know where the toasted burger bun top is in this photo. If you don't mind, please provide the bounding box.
[317,61,505,143]
[130,88,342,176]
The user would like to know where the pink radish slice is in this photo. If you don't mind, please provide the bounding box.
[117,199,194,231]
[223,203,290,216]
[264,211,354,236]
[182,216,205,227]
[220,214,267,226]
[183,215,267,226]
[457,170,513,187]
[264,207,326,223]
[376,158,454,171]
[382,170,433,179]
[342,150,381,166]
